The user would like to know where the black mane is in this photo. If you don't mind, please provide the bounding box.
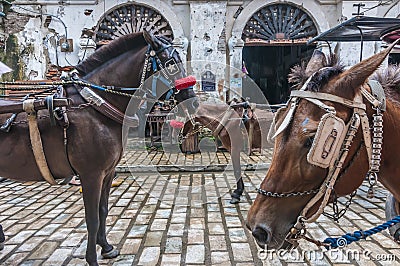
[371,64,400,93]
[288,54,344,91]
[76,32,147,76]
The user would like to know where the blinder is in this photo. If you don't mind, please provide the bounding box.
[307,113,347,168]
[267,106,287,143]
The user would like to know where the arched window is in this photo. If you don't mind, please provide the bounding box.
[242,4,317,45]
[95,3,173,43]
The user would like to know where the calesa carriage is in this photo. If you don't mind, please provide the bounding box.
[0,30,198,266]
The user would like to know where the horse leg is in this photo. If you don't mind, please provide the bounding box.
[385,192,400,243]
[97,170,119,259]
[230,147,243,204]
[0,224,5,251]
[80,175,103,266]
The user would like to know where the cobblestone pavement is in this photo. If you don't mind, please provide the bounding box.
[117,139,273,173]
[0,149,400,265]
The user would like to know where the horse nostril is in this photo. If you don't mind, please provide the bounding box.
[252,225,271,246]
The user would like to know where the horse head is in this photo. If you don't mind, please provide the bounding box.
[142,30,199,114]
[76,30,198,115]
[247,42,399,250]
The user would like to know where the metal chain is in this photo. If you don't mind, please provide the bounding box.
[323,190,357,222]
[256,188,319,198]
[322,141,364,221]
[366,108,383,198]
[255,142,364,199]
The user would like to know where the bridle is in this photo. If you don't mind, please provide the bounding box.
[139,43,186,98]
[257,69,386,249]
[69,36,197,115]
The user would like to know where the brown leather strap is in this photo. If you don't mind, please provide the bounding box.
[0,98,70,115]
[212,108,234,138]
[23,99,57,185]
[76,86,138,127]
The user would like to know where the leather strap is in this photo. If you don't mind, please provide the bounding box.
[367,80,386,111]
[290,91,367,110]
[212,107,234,137]
[77,86,138,127]
[272,100,297,139]
[23,99,57,185]
[46,95,56,126]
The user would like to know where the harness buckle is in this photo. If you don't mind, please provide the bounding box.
[283,216,307,250]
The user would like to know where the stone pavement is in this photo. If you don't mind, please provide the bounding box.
[0,148,400,265]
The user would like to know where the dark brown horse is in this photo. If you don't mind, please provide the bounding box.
[247,42,400,250]
[0,31,198,265]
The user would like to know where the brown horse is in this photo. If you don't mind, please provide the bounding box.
[247,42,400,250]
[181,102,272,204]
[0,31,198,265]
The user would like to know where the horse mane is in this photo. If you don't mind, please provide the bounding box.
[288,54,344,91]
[371,64,400,98]
[76,32,147,76]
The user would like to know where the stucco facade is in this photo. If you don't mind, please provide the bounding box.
[0,0,399,101]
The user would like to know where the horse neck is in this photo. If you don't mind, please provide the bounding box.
[84,46,148,113]
[195,104,226,130]
[329,95,400,199]
[377,99,400,197]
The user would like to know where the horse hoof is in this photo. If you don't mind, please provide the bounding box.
[0,241,4,251]
[230,197,240,204]
[101,248,120,259]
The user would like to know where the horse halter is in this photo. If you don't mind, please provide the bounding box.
[140,43,194,100]
[259,70,386,250]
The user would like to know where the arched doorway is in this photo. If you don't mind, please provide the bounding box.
[95,3,174,43]
[241,3,317,104]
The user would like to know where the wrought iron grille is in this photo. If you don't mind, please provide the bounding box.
[95,3,173,42]
[242,4,317,44]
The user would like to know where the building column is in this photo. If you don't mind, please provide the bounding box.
[189,1,227,100]
[228,35,244,101]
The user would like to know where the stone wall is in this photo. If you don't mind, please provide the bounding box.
[0,0,395,95]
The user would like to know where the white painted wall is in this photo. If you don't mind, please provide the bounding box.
[6,0,381,87]
[189,1,227,100]
[339,1,381,66]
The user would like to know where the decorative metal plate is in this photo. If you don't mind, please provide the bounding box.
[242,4,317,44]
[95,3,173,42]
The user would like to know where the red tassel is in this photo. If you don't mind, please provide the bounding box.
[170,120,185,128]
[175,76,196,90]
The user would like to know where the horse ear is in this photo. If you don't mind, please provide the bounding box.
[143,29,161,51]
[335,39,400,92]
[305,50,327,76]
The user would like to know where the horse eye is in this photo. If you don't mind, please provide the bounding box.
[305,136,314,148]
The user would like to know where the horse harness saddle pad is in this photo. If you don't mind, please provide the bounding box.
[307,113,347,168]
